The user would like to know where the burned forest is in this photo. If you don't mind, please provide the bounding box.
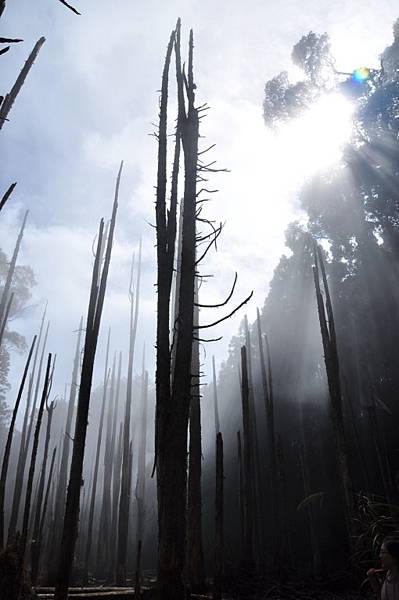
[2,2,399,600]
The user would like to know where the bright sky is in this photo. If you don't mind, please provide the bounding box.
[0,0,398,404]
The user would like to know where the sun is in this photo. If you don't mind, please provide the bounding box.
[274,92,355,182]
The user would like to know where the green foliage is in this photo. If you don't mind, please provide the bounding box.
[352,494,399,568]
[291,31,333,85]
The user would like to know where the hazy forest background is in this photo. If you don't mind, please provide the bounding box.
[2,1,399,599]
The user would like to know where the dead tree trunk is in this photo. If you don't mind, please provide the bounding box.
[237,431,245,554]
[0,292,13,351]
[134,351,148,595]
[116,244,141,585]
[213,432,224,600]
[31,397,56,585]
[49,316,83,580]
[8,314,49,544]
[97,352,116,575]
[244,315,263,567]
[256,308,278,569]
[0,335,36,548]
[240,345,255,567]
[276,435,292,573]
[187,286,205,593]
[19,353,53,566]
[155,20,252,598]
[313,244,354,549]
[155,22,198,599]
[83,328,110,581]
[110,421,123,582]
[212,355,220,437]
[0,37,45,130]
[108,353,122,580]
[0,182,16,213]
[0,209,28,333]
[298,439,322,577]
[54,162,122,600]
[37,445,57,579]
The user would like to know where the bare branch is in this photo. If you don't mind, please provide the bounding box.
[195,223,223,265]
[0,182,16,212]
[193,336,223,343]
[195,291,253,329]
[195,272,237,308]
[57,0,81,15]
[0,37,23,43]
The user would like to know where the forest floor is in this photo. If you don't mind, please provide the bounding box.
[32,585,373,600]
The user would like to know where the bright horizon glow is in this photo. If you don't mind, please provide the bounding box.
[274,92,355,182]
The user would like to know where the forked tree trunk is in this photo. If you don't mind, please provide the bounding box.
[156,22,199,599]
[313,244,354,549]
[55,163,122,600]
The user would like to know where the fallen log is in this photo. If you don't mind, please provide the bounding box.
[37,592,136,600]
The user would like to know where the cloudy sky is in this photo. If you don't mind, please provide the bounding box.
[0,0,398,404]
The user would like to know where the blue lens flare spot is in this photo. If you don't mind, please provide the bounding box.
[352,67,370,83]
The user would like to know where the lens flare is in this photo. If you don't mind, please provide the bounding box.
[352,67,370,83]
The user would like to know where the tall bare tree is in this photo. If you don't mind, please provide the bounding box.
[54,162,122,600]
[313,243,354,549]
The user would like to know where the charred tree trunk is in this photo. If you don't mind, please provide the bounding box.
[116,244,141,585]
[54,163,122,600]
[97,352,117,575]
[84,329,110,581]
[0,181,16,213]
[213,432,224,600]
[30,398,56,585]
[19,353,53,567]
[298,439,322,577]
[276,435,292,573]
[187,286,205,593]
[134,351,148,594]
[313,244,354,549]
[256,308,278,569]
[8,312,49,544]
[156,22,199,599]
[237,431,245,554]
[244,315,263,567]
[0,335,36,548]
[49,317,83,581]
[240,345,255,568]
[212,355,220,437]
[110,421,123,582]
[0,37,45,130]
[37,445,57,581]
